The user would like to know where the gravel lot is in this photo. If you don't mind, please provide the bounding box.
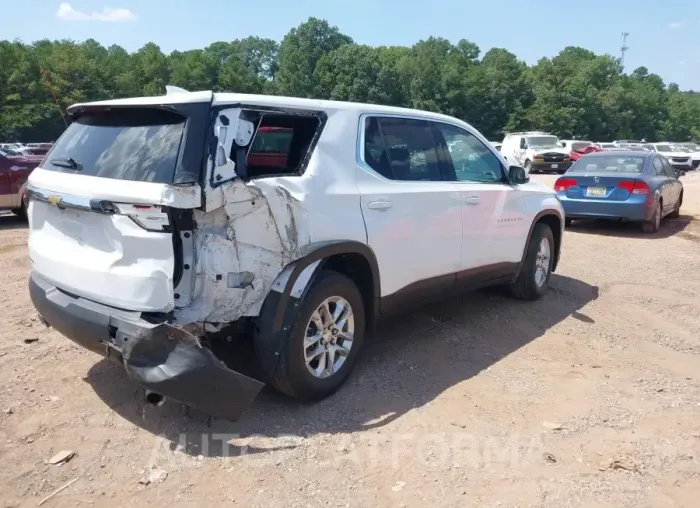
[1,174,700,508]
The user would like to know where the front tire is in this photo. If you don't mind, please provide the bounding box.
[256,270,366,401]
[510,223,555,301]
[525,160,534,174]
[12,202,27,220]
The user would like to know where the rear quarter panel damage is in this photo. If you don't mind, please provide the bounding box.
[177,177,311,324]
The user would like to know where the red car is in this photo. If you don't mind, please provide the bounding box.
[247,126,292,168]
[569,142,602,161]
[0,149,43,218]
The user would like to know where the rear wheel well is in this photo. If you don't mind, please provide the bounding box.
[322,253,376,330]
[535,214,562,271]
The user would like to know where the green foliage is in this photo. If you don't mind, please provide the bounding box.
[1,17,699,143]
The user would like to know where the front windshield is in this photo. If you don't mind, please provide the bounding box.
[672,145,689,152]
[655,145,673,152]
[526,136,559,148]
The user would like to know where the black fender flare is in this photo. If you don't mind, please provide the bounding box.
[255,241,380,375]
[516,209,564,276]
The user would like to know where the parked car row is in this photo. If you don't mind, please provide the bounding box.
[0,148,45,217]
[498,132,699,176]
[0,142,53,157]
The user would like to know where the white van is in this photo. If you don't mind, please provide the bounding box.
[501,132,571,174]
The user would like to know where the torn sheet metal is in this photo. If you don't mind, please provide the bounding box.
[175,177,311,324]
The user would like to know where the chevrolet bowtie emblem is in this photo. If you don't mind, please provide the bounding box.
[47,195,62,206]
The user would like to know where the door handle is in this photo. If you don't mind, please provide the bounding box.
[367,200,393,210]
[463,196,481,205]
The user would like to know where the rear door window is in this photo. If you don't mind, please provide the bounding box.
[363,117,444,182]
[44,108,186,183]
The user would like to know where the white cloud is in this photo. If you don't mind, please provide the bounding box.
[668,21,684,30]
[56,3,136,22]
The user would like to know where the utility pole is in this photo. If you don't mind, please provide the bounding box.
[620,32,629,70]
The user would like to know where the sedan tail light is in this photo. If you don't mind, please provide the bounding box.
[617,180,650,195]
[554,178,577,191]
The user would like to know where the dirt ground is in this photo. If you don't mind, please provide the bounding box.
[1,174,700,508]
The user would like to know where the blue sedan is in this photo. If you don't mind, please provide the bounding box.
[554,151,684,233]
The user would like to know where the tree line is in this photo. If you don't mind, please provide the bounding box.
[1,17,699,143]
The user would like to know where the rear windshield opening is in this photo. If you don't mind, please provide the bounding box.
[243,113,321,178]
[45,107,186,183]
[570,156,645,173]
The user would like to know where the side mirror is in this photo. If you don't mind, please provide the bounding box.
[508,165,529,185]
[519,140,527,149]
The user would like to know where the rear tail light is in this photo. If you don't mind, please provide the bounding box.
[617,180,649,195]
[114,204,170,231]
[554,178,577,191]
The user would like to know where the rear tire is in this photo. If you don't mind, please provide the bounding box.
[256,270,366,401]
[510,223,555,301]
[11,203,26,220]
[642,199,662,233]
[565,218,573,227]
[669,192,682,219]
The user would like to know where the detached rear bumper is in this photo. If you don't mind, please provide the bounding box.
[29,271,264,421]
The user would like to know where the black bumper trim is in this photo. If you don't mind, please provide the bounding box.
[29,272,264,421]
[531,161,572,172]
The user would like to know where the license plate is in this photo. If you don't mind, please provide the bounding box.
[586,186,606,197]
[551,164,558,168]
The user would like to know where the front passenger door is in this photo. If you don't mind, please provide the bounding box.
[433,123,528,273]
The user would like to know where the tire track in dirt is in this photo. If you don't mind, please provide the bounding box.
[598,283,700,354]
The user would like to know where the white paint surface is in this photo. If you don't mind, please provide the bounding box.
[28,200,175,312]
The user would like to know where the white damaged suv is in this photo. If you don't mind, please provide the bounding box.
[27,89,564,420]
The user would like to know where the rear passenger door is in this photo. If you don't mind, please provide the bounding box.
[355,116,463,309]
[432,122,528,272]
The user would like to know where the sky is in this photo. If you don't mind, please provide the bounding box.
[3,0,700,91]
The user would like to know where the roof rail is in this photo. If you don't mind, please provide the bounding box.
[504,131,551,136]
[165,85,190,95]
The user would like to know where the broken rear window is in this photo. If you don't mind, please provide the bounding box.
[244,114,321,178]
[44,108,186,183]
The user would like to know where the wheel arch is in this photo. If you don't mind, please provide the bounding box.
[268,241,381,334]
[255,241,380,377]
[519,210,563,274]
